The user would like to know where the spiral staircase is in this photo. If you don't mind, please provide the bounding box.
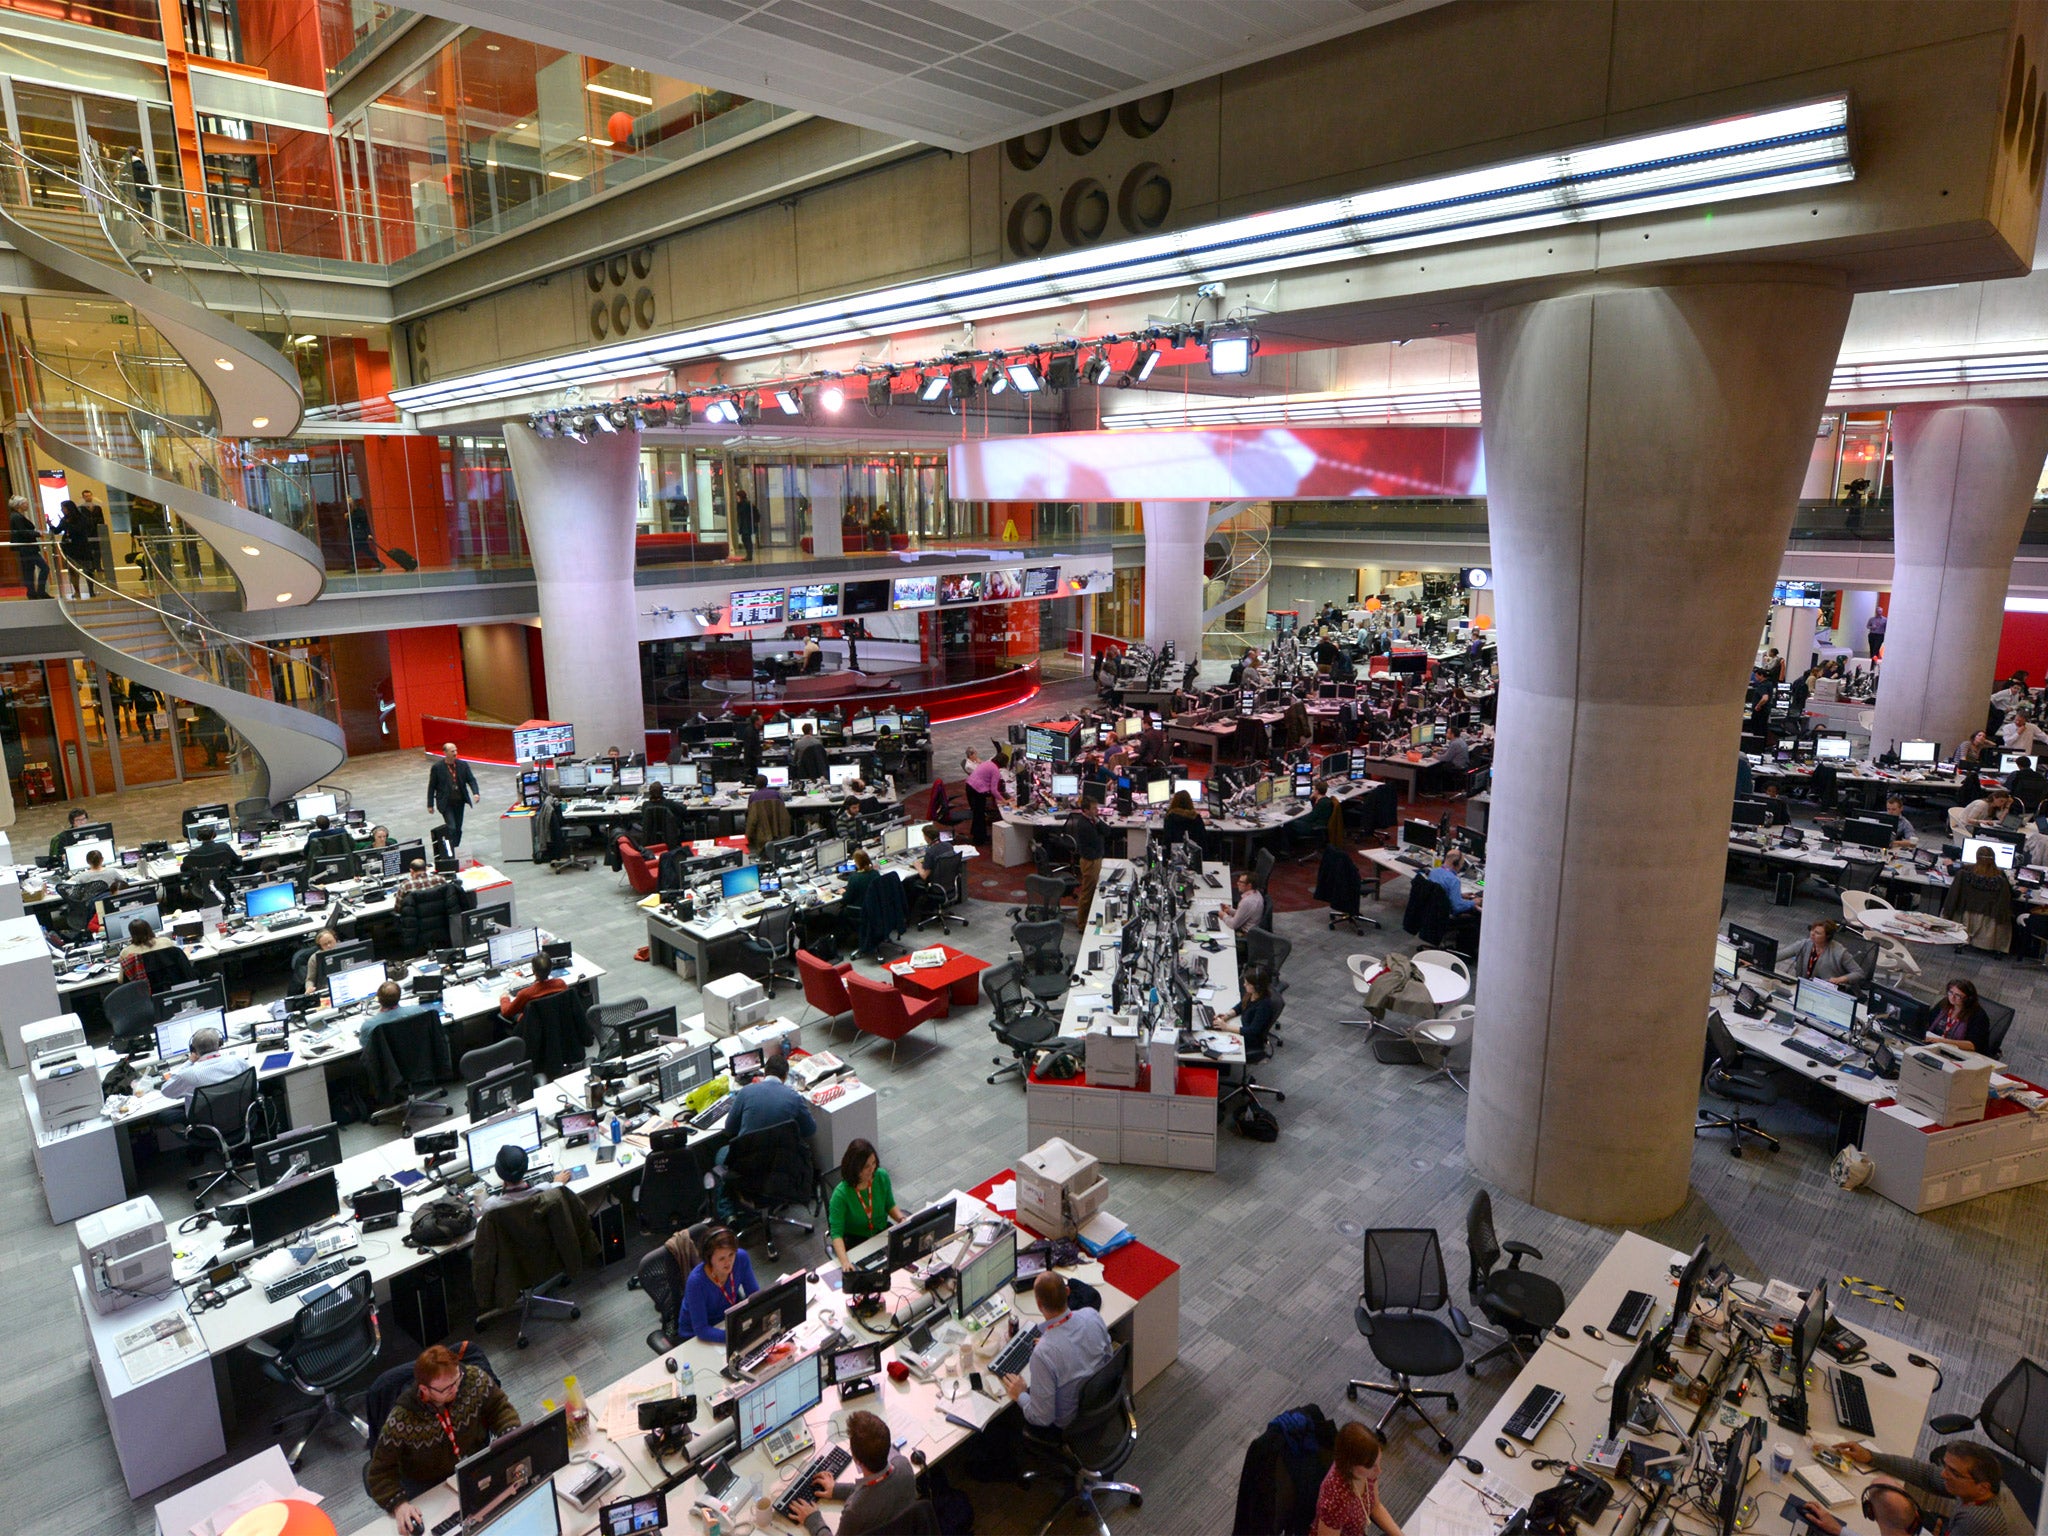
[1201,499,1273,659]
[0,142,343,800]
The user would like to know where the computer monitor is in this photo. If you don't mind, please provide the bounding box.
[462,904,514,943]
[1815,736,1852,761]
[292,791,338,822]
[761,719,792,742]
[480,1478,561,1536]
[1255,776,1275,807]
[323,961,383,1010]
[815,837,849,870]
[1051,772,1080,799]
[253,1122,342,1185]
[722,865,762,899]
[1606,1330,1660,1441]
[956,1226,1017,1319]
[154,1007,224,1063]
[849,715,877,738]
[155,976,227,1021]
[467,1107,544,1177]
[600,1005,675,1060]
[1866,982,1932,1038]
[876,711,903,732]
[244,881,296,919]
[659,1043,718,1101]
[488,927,543,968]
[556,762,591,790]
[244,1168,340,1248]
[673,763,700,789]
[1963,836,2017,871]
[1713,938,1739,979]
[456,1408,571,1522]
[886,1199,958,1272]
[1145,779,1171,806]
[588,761,616,789]
[598,1492,664,1536]
[1898,739,1938,764]
[1172,777,1205,805]
[735,1350,824,1452]
[1671,1236,1712,1328]
[64,837,117,873]
[103,901,162,939]
[1400,819,1439,851]
[1726,923,1778,973]
[380,839,428,879]
[1731,799,1771,829]
[762,765,791,789]
[827,763,861,788]
[1796,977,1859,1032]
[724,1272,809,1368]
[1716,1414,1764,1536]
[1840,818,1893,850]
[56,820,115,853]
[466,1062,536,1121]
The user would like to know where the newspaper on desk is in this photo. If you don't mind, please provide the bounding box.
[600,1379,682,1442]
[116,1311,205,1384]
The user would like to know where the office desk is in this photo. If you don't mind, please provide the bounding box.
[0,911,62,1066]
[74,1267,225,1499]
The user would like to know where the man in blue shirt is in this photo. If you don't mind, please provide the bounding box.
[730,1054,816,1141]
[1002,1271,1113,1426]
[1424,847,1482,947]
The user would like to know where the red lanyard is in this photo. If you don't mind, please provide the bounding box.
[434,1407,461,1457]
[717,1270,742,1306]
[855,1182,876,1227]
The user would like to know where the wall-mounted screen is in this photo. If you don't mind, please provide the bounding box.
[844,580,889,615]
[730,588,787,626]
[512,723,575,762]
[1022,566,1060,598]
[892,575,937,610]
[940,572,986,605]
[985,569,1024,599]
[788,583,841,621]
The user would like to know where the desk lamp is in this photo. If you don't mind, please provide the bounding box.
[223,1501,336,1536]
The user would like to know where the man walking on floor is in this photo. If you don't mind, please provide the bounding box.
[427,741,479,848]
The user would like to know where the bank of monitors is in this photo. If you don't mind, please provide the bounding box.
[1963,836,2017,871]
[1171,777,1204,805]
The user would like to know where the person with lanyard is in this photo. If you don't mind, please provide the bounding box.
[367,1344,520,1535]
[681,1227,759,1342]
[426,741,479,848]
[1785,919,1860,987]
[999,1272,1112,1429]
[788,1408,917,1536]
[1066,798,1106,931]
[1923,978,1993,1053]
[828,1137,907,1267]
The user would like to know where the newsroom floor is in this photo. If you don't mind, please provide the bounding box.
[6,678,2046,1535]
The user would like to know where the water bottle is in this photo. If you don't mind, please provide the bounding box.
[610,1114,623,1148]
[679,1359,694,1389]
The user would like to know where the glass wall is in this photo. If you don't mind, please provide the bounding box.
[0,0,161,40]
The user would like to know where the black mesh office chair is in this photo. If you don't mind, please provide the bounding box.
[1019,1341,1141,1536]
[1347,1228,1470,1453]
[1931,1358,2048,1521]
[1696,1010,1782,1157]
[637,1141,716,1238]
[104,979,157,1051]
[247,1272,381,1468]
[234,796,275,832]
[1008,874,1069,925]
[632,1245,688,1354]
[185,1067,272,1206]
[915,846,970,931]
[1982,997,2017,1056]
[1032,830,1080,898]
[367,1009,453,1135]
[1464,1190,1566,1374]
[721,1120,817,1260]
[983,962,1058,1084]
[589,995,650,1055]
[1011,919,1070,1004]
[738,906,799,998]
[460,1037,527,1083]
[135,943,196,995]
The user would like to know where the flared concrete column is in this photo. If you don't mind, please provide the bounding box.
[503,422,647,756]
[1470,267,1851,1223]
[1141,501,1207,663]
[1868,403,2048,757]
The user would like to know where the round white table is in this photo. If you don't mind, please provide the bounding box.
[1413,959,1472,1006]
[1857,910,1968,947]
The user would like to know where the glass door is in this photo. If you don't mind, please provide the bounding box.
[12,84,86,211]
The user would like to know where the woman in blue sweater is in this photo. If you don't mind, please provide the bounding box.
[682,1227,759,1343]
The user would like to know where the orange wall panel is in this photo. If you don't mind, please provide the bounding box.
[388,625,466,750]
[363,436,451,568]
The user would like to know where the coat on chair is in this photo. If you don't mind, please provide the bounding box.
[1313,845,1363,917]
[472,1185,601,1317]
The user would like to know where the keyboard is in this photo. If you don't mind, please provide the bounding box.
[430,1511,463,1536]
[1608,1289,1655,1339]
[774,1445,852,1516]
[689,1097,734,1131]
[264,1256,353,1304]
[990,1322,1042,1380]
[1502,1384,1565,1442]
[1830,1369,1876,1436]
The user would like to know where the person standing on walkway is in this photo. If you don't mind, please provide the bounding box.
[734,490,758,561]
[8,497,47,599]
[427,741,479,848]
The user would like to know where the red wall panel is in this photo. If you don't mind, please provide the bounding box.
[1994,609,2048,683]
[388,626,466,750]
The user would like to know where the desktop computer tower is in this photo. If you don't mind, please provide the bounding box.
[388,1262,451,1348]
[590,1203,625,1265]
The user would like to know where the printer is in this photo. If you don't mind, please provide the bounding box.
[1017,1137,1109,1239]
[32,1046,102,1130]
[23,1011,87,1065]
[1084,1014,1140,1089]
[1897,1045,1999,1127]
[703,974,766,1036]
[78,1197,172,1315]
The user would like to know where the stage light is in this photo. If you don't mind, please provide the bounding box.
[1005,356,1043,393]
[592,409,619,432]
[1206,326,1255,376]
[1131,345,1161,382]
[1083,348,1112,385]
[867,372,893,410]
[1045,350,1079,390]
[920,371,949,401]
[562,414,590,442]
[773,388,803,416]
[819,382,845,412]
[950,364,979,401]
[985,360,1009,396]
[533,413,558,438]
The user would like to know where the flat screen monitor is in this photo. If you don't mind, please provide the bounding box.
[761,765,791,789]
[1606,1330,1660,1441]
[789,715,820,737]
[619,764,645,788]
[1866,982,1932,1038]
[643,761,672,787]
[1172,777,1205,805]
[64,837,117,873]
[886,1199,957,1272]
[462,904,514,943]
[659,1043,718,1100]
[1146,779,1171,806]
[1023,565,1060,598]
[1840,818,1893,850]
[1671,1236,1713,1326]
[456,1408,571,1522]
[673,763,700,789]
[253,1122,342,1185]
[327,961,386,1009]
[878,825,909,858]
[556,761,591,789]
[104,901,162,938]
[488,927,543,968]
[467,1062,534,1121]
[294,792,338,821]
[1791,1280,1830,1374]
[1293,764,1314,799]
[241,1168,340,1247]
[956,1226,1017,1319]
[2000,752,2031,774]
[1119,716,1142,738]
[1726,923,1778,973]
[1899,739,1937,764]
[154,1007,224,1062]
[761,719,791,742]
[467,1107,544,1177]
[1255,776,1275,806]
[828,763,861,787]
[1713,938,1739,979]
[735,1350,824,1451]
[876,712,903,733]
[380,840,427,878]
[1815,736,1852,761]
[1400,819,1439,851]
[1716,1414,1763,1536]
[892,575,937,610]
[600,1005,675,1060]
[986,568,1023,599]
[844,579,889,616]
[722,864,762,899]
[1963,836,2017,870]
[1731,799,1771,829]
[1051,772,1080,798]
[724,1272,809,1366]
[789,582,841,621]
[598,1493,664,1536]
[848,715,877,738]
[815,837,849,869]
[730,588,786,627]
[482,1479,561,1536]
[244,881,296,919]
[588,761,616,788]
[939,571,986,605]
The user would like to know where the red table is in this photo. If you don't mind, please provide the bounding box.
[885,944,990,1017]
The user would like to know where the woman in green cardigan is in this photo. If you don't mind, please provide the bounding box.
[830,1138,908,1267]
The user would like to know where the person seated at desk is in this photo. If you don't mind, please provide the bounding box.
[1442,722,1471,776]
[1948,789,2012,837]
[302,813,354,865]
[1214,967,1276,1051]
[2004,755,2048,812]
[1886,794,1917,846]
[730,1053,817,1141]
[787,1407,918,1536]
[1753,781,1791,828]
[49,807,91,859]
[1786,919,1860,986]
[1941,847,2015,953]
[179,821,239,880]
[366,1344,520,1535]
[1157,790,1205,851]
[118,918,183,985]
[2001,711,2048,756]
[682,1226,760,1343]
[999,1271,1113,1429]
[828,1137,906,1267]
[480,1140,569,1213]
[1426,847,1483,944]
[1314,1419,1407,1536]
[295,928,340,995]
[1828,1440,2029,1536]
[1221,871,1265,937]
[793,723,830,783]
[1924,978,1993,1053]
[640,781,684,849]
[396,856,445,896]
[841,848,879,912]
[497,953,567,1025]
[1800,1483,1923,1536]
[159,1024,244,1113]
[359,979,435,1052]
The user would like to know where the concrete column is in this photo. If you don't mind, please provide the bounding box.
[1141,501,1207,664]
[1470,267,1850,1223]
[502,422,647,757]
[1867,403,2048,757]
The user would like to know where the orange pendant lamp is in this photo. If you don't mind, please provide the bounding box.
[222,1501,337,1536]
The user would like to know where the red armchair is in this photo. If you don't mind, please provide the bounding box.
[618,836,668,896]
[845,972,943,1064]
[796,948,855,1034]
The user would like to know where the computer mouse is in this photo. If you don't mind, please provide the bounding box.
[1458,1455,1485,1474]
[346,1254,367,1267]
[665,1356,679,1374]
[1583,1324,1605,1340]
[1908,1353,1934,1369]
[1870,1360,1896,1378]
[1552,1326,1570,1340]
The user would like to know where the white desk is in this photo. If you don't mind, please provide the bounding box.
[0,911,61,1066]
[152,1446,302,1536]
[75,1267,224,1499]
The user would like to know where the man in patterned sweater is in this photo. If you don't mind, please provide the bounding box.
[367,1344,520,1532]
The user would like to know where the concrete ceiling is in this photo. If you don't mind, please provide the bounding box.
[404,0,1443,152]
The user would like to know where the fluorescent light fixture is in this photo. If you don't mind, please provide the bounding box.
[772,388,802,416]
[1131,345,1161,383]
[2006,596,2048,613]
[586,82,654,105]
[240,545,261,556]
[1006,358,1044,394]
[1102,384,1482,429]
[1206,329,1254,376]
[1831,349,2048,392]
[393,96,1853,413]
[920,372,949,402]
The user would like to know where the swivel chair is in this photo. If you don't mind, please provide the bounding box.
[983,962,1058,1084]
[1929,1358,2048,1521]
[1463,1190,1566,1373]
[1404,1005,1474,1091]
[588,995,651,1057]
[1019,1342,1142,1536]
[1696,1010,1782,1157]
[134,943,196,995]
[367,1009,454,1135]
[460,1037,527,1084]
[1218,998,1285,1117]
[1011,919,1070,1005]
[1347,1227,1470,1453]
[185,1067,272,1206]
[845,972,944,1064]
[248,1272,381,1468]
[915,845,970,931]
[1008,874,1069,925]
[104,979,158,1052]
[737,906,799,998]
[721,1120,818,1260]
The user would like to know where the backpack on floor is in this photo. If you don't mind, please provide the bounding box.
[1235,1100,1280,1142]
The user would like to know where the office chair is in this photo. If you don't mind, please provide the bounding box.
[460,1037,527,1084]
[632,1244,688,1354]
[1032,830,1080,897]
[720,1120,818,1260]
[104,979,158,1051]
[983,961,1058,1084]
[1245,927,1292,978]
[1463,1189,1566,1373]
[1251,846,1277,895]
[637,1142,716,1239]
[396,880,463,953]
[475,1188,588,1347]
[134,943,197,995]
[1019,1341,1141,1536]
[185,1067,272,1206]
[56,878,110,940]
[1008,873,1070,925]
[367,1009,454,1135]
[915,845,970,931]
[1696,1010,1782,1157]
[1930,1358,2048,1522]
[589,995,651,1055]
[1347,1227,1470,1453]
[1983,996,2017,1056]
[1011,919,1071,1004]
[247,1272,381,1468]
[1404,1005,1474,1091]
[519,988,592,1079]
[1218,998,1285,1117]
[795,949,857,1035]
[738,906,799,998]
